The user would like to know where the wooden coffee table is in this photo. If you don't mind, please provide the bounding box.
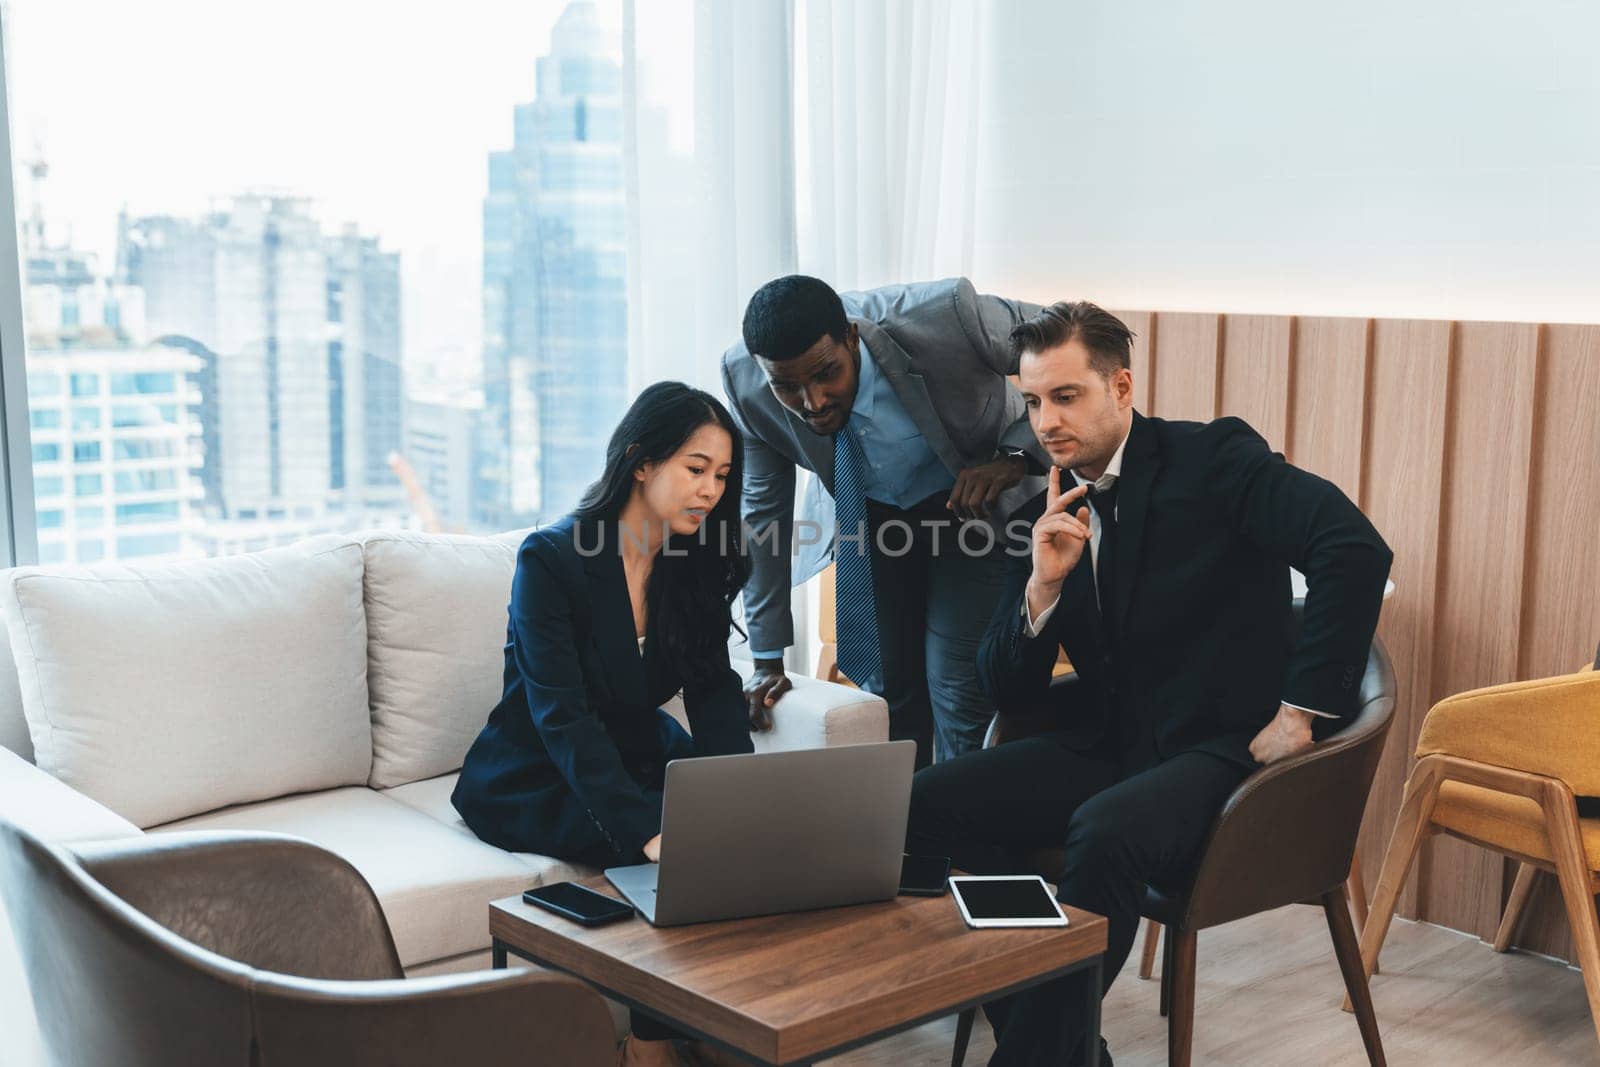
[491,876,1107,1066]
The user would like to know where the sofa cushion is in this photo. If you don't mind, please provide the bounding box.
[380,771,587,882]
[361,529,530,790]
[153,787,580,967]
[0,618,30,763]
[379,772,478,838]
[0,538,372,828]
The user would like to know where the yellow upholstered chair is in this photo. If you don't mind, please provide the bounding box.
[1354,648,1600,1041]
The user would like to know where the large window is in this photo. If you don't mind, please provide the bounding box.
[2,0,628,564]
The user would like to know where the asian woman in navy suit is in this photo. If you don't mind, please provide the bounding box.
[453,382,755,1066]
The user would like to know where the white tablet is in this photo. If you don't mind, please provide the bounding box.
[949,875,1069,929]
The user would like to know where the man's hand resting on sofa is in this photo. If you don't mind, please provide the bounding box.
[744,657,791,731]
[1248,704,1316,764]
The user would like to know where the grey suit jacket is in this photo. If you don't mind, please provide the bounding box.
[720,277,1044,654]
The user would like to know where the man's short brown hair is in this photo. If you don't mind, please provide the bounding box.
[1009,301,1134,379]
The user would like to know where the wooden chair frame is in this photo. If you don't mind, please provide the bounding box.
[1138,852,1371,982]
[1348,753,1600,1044]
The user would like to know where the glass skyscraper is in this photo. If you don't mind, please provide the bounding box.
[22,236,204,565]
[26,346,206,564]
[476,0,626,529]
[118,197,405,529]
[325,226,404,515]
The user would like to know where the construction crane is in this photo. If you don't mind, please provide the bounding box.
[21,136,49,251]
[387,451,462,534]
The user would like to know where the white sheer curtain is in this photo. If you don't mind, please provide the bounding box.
[622,0,809,665]
[621,0,989,383]
[621,0,797,395]
[794,0,987,290]
[619,0,989,671]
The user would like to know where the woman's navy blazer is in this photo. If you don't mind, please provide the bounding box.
[452,513,753,861]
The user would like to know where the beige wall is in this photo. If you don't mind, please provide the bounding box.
[1119,308,1600,958]
[974,3,1600,329]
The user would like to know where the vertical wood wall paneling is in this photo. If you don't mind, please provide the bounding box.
[1149,313,1222,423]
[1287,316,1372,502]
[1421,321,1541,941]
[1508,324,1600,960]
[1359,319,1453,918]
[1116,308,1591,962]
[1516,324,1600,678]
[1217,315,1294,453]
[1113,310,1156,413]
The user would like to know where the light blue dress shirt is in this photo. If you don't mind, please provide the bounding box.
[750,341,956,660]
[847,339,957,509]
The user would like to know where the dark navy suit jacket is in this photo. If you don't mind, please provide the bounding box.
[452,514,754,862]
[979,413,1393,771]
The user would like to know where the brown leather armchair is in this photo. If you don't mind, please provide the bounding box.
[956,629,1396,1067]
[1145,636,1394,1066]
[0,824,616,1067]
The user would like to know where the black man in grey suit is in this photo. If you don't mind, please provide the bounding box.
[721,275,1044,767]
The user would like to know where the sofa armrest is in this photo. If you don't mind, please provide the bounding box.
[0,747,140,845]
[1415,670,1600,796]
[1,751,140,1067]
[663,665,888,753]
[752,673,888,752]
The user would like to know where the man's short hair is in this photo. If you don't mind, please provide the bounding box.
[742,275,849,362]
[1010,301,1134,379]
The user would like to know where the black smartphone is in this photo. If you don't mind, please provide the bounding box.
[523,882,636,926]
[899,854,952,896]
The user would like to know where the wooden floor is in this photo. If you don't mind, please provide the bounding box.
[823,906,1598,1065]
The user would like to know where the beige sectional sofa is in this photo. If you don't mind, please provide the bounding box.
[0,529,888,1065]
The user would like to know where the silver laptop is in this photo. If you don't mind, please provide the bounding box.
[605,740,916,926]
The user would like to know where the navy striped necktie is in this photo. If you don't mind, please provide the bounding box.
[833,429,882,686]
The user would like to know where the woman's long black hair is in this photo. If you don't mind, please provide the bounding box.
[574,382,751,683]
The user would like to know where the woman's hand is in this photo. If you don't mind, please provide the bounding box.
[643,834,662,862]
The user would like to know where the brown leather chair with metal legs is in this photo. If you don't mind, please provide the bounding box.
[0,823,616,1067]
[952,628,1396,1067]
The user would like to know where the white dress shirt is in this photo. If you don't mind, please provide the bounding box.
[1023,424,1130,633]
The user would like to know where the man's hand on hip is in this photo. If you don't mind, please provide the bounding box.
[1248,704,1316,764]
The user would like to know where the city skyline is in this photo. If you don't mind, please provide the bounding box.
[8,0,642,558]
[3,0,621,391]
[21,187,416,562]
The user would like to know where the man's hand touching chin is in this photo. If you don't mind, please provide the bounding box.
[1248,704,1316,764]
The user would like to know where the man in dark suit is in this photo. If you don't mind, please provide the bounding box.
[723,276,1043,766]
[905,301,1393,1065]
